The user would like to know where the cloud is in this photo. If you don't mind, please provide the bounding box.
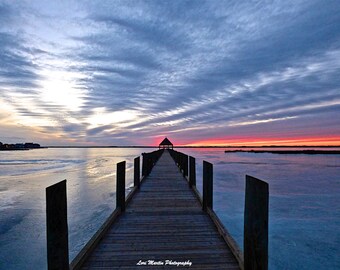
[0,1,340,145]
[0,33,41,89]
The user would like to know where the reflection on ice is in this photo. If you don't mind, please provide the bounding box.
[0,148,147,270]
[0,148,339,269]
[184,148,340,270]
[0,190,24,210]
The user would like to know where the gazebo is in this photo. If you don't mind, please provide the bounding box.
[159,137,173,149]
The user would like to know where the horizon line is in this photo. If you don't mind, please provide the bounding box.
[45,145,340,148]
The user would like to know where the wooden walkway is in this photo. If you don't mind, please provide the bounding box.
[79,150,240,269]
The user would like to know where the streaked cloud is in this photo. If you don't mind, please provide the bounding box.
[229,116,298,127]
[0,0,339,145]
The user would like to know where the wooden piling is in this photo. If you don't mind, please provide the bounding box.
[116,161,126,212]
[244,175,269,270]
[175,151,179,166]
[189,156,196,187]
[183,154,189,177]
[142,153,147,176]
[142,153,151,176]
[46,180,69,270]
[178,152,183,172]
[202,161,213,211]
[134,156,140,189]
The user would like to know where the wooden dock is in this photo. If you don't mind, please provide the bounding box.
[80,150,239,269]
[46,148,269,270]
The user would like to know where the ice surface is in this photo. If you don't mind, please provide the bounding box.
[0,148,144,270]
[0,148,339,269]
[184,148,340,269]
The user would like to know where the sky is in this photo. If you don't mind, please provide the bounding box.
[0,0,340,146]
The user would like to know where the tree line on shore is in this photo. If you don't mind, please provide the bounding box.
[0,142,41,150]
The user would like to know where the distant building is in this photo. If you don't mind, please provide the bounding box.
[159,137,173,149]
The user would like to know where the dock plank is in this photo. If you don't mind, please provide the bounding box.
[80,150,240,269]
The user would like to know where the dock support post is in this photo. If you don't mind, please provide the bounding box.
[46,180,69,270]
[142,153,151,176]
[134,156,140,189]
[175,151,179,166]
[116,161,126,212]
[149,153,154,175]
[183,154,188,177]
[189,156,196,187]
[244,175,269,270]
[202,161,213,211]
[142,153,148,176]
[179,152,183,171]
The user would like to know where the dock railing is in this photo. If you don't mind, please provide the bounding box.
[46,148,268,270]
[169,149,269,270]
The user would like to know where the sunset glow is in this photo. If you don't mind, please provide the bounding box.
[38,70,88,112]
[86,108,139,128]
[185,136,340,147]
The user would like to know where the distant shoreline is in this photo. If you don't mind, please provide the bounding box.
[46,145,340,148]
[225,150,340,154]
[0,148,30,151]
[0,147,47,151]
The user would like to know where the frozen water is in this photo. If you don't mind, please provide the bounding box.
[184,148,340,270]
[0,148,339,269]
[0,148,146,270]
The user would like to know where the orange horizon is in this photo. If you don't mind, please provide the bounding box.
[175,136,340,147]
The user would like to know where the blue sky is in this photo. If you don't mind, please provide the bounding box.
[0,0,340,146]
